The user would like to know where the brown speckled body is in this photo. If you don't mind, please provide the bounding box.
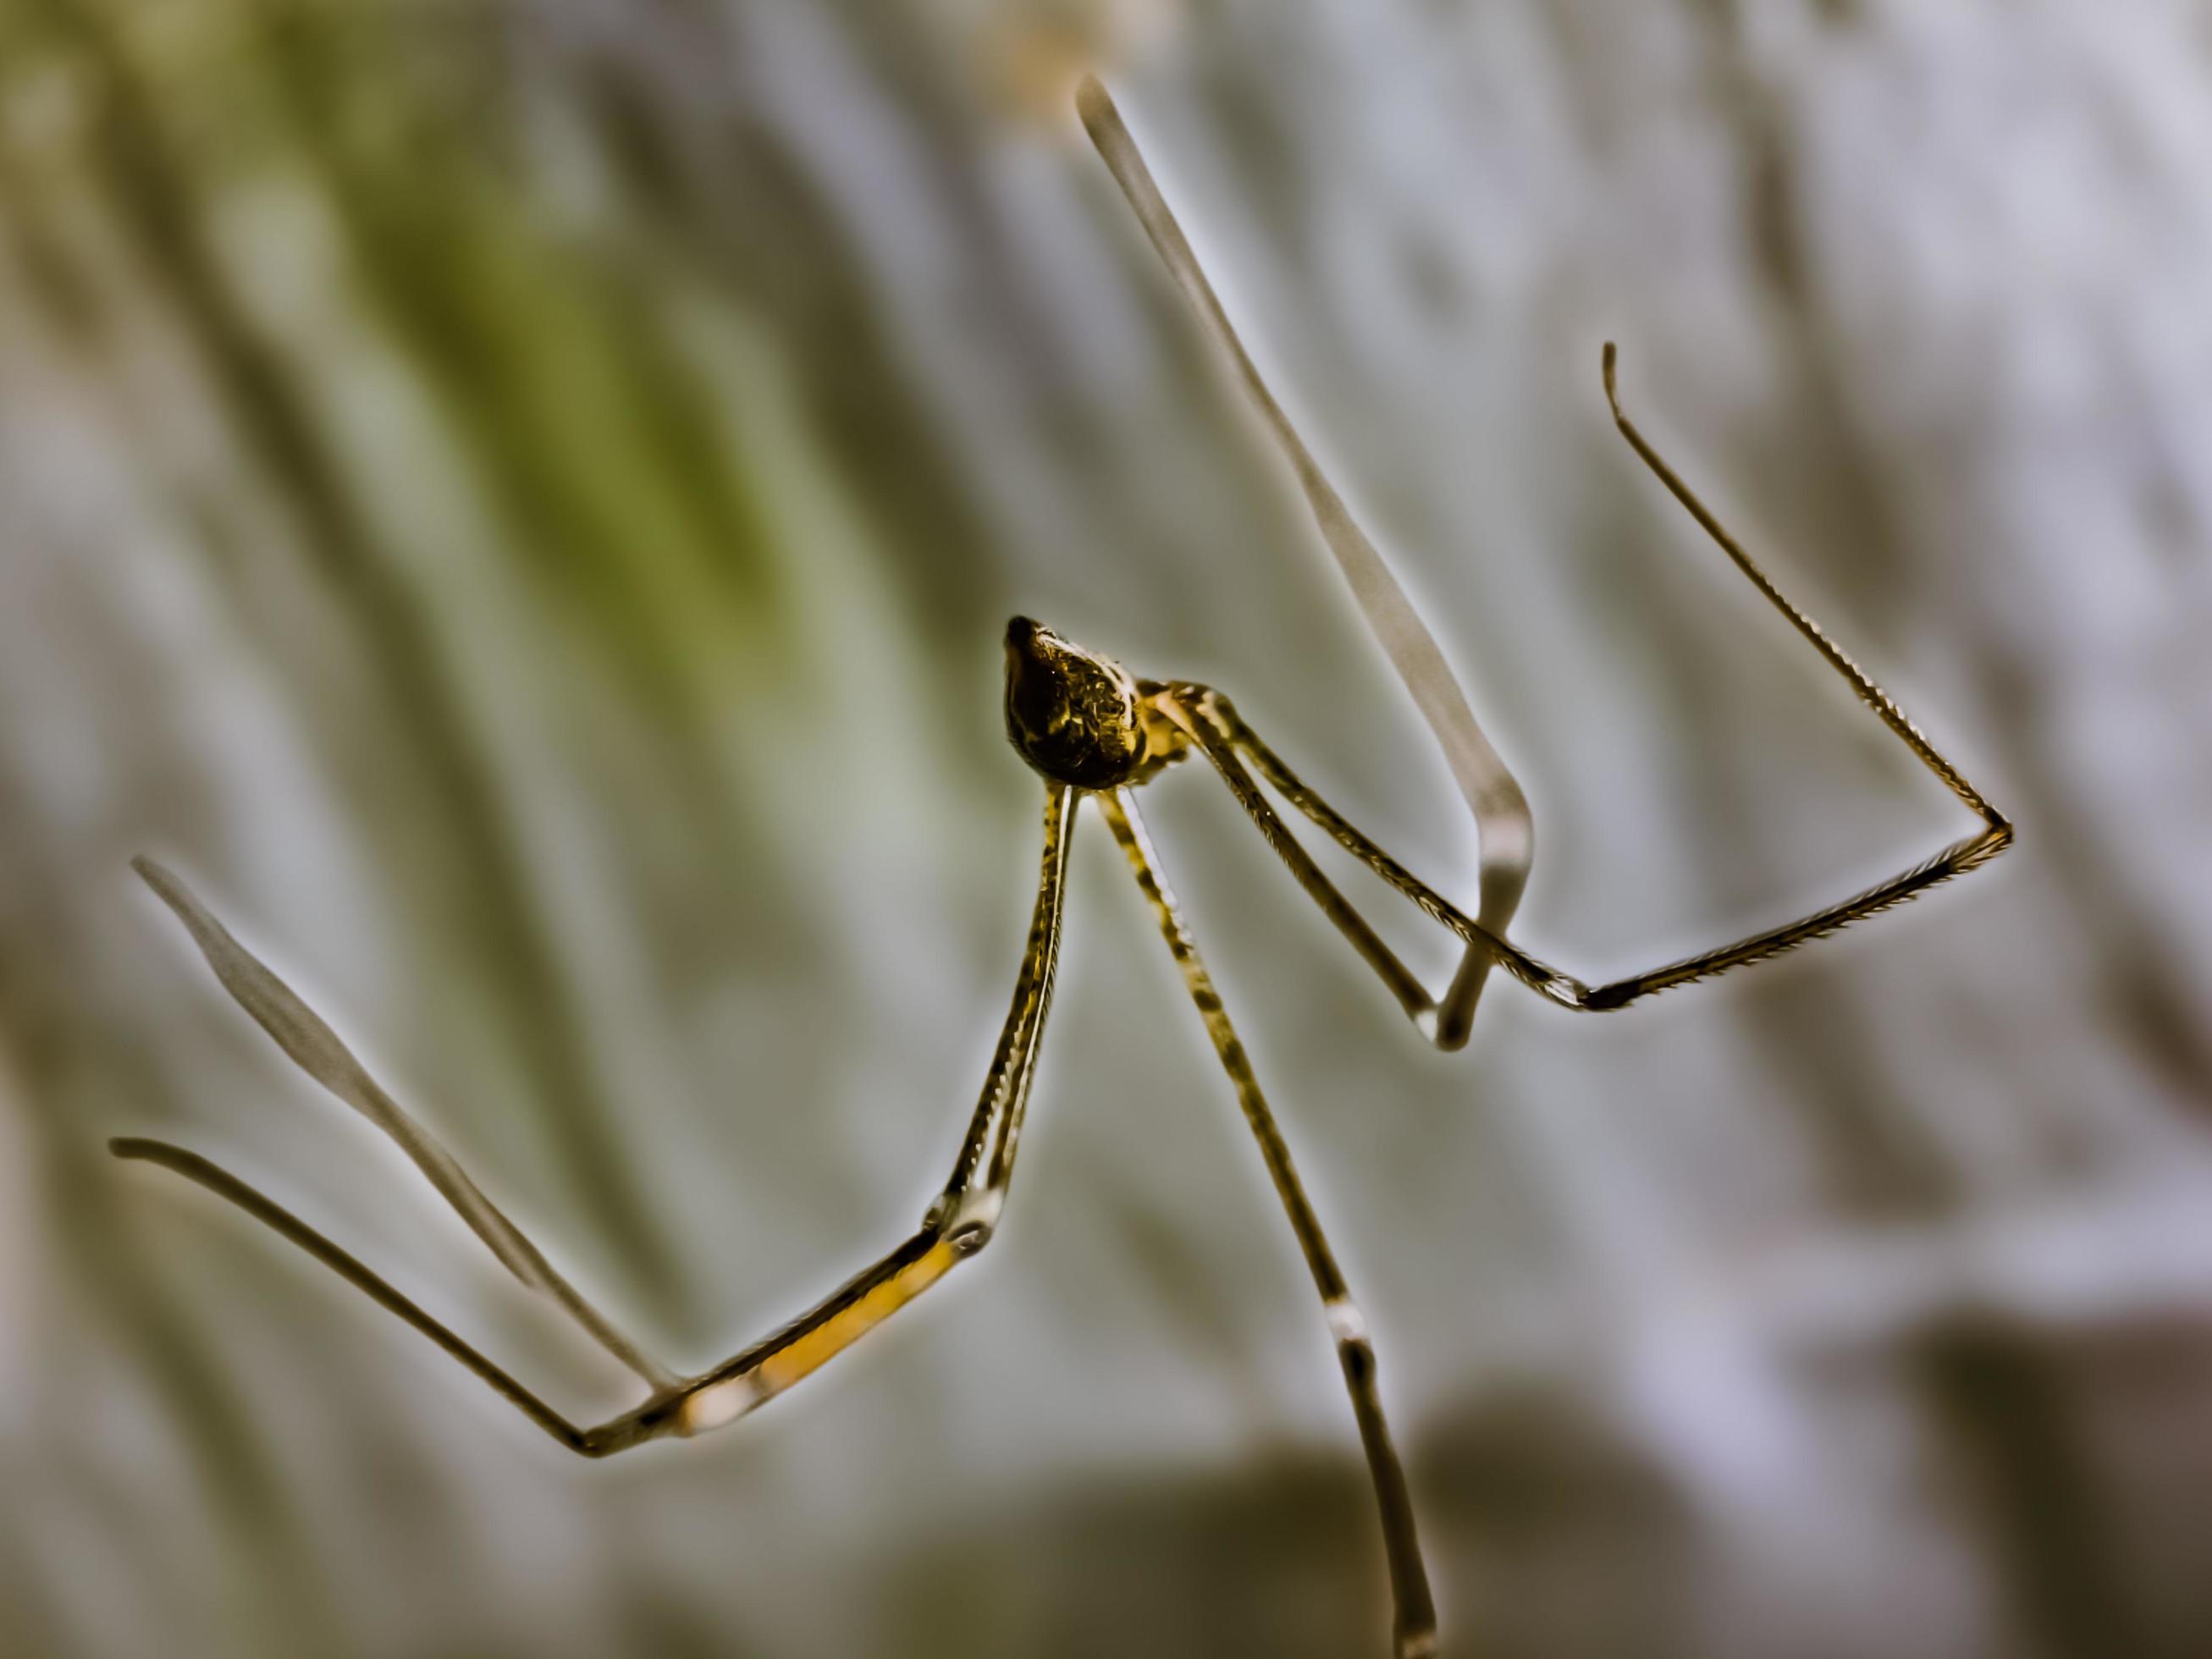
[1002,615,1193,790]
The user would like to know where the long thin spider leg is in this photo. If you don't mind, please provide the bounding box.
[1153,692,1465,1043]
[111,1136,594,1455]
[1097,790,1437,1659]
[1078,74,1531,1048]
[985,784,1076,1196]
[119,791,1080,1459]
[111,1133,970,1461]
[936,781,1075,1206]
[1569,344,2013,1006]
[127,857,676,1390]
[587,1223,969,1456]
[1603,344,2005,824]
[602,792,1082,1452]
[1160,686,1572,1008]
[1172,547,2007,1016]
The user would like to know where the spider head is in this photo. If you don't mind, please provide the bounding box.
[1003,616,1147,789]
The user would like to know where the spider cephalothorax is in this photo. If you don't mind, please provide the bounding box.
[1002,616,1150,789]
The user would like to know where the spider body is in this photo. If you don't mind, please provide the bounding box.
[1001,616,1156,786]
[1003,615,1198,792]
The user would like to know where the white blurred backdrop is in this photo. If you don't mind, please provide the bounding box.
[4,2,2212,1655]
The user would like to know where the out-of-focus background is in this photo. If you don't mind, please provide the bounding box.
[5,1,2212,1655]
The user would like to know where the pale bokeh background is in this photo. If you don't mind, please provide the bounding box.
[5,2,2212,1656]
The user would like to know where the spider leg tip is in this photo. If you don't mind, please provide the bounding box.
[1074,71,1113,126]
[128,855,195,919]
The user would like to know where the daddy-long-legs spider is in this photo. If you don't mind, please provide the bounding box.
[112,77,2011,1659]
